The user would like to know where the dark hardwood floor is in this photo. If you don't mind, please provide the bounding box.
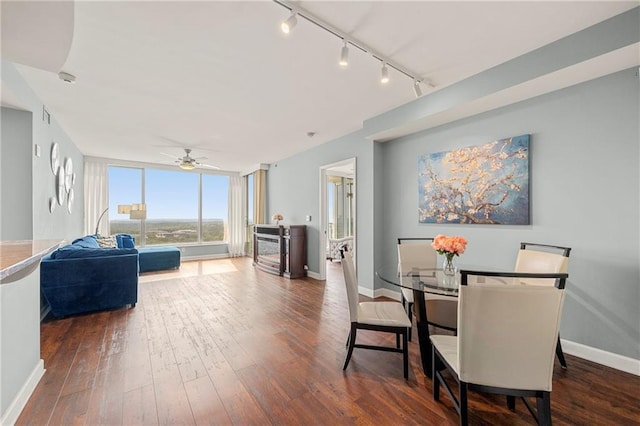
[18,257,640,425]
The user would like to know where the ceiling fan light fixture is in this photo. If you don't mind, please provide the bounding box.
[281,12,297,34]
[179,162,196,170]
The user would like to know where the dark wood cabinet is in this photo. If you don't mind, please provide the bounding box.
[253,225,306,278]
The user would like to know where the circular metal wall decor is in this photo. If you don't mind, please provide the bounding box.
[64,158,73,192]
[56,166,66,205]
[50,142,60,174]
[67,188,74,214]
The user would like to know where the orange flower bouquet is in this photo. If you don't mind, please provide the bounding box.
[432,234,467,275]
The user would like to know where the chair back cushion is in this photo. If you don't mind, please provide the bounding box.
[457,285,565,391]
[398,243,437,292]
[341,251,359,323]
[515,249,569,286]
[397,243,436,269]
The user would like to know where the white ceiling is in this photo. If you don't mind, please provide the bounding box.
[2,1,637,173]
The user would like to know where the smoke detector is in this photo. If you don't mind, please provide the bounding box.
[58,71,76,84]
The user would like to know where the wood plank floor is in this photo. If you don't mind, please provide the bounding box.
[18,257,640,425]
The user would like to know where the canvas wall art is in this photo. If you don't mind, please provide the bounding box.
[418,135,530,225]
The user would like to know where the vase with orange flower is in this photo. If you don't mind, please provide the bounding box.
[272,213,283,225]
[431,234,468,276]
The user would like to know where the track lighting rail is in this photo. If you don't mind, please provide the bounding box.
[273,0,432,94]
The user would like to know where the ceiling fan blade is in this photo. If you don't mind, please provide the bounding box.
[199,163,220,170]
[160,152,178,159]
[193,156,208,160]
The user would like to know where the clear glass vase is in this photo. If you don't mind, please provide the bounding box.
[443,254,456,276]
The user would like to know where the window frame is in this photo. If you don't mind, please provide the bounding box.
[108,165,230,247]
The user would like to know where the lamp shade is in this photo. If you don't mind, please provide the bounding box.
[118,204,132,214]
[130,203,147,219]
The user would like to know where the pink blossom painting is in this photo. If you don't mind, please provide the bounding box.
[418,135,530,225]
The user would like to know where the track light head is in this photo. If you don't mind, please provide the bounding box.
[281,12,297,34]
[339,41,349,67]
[380,63,389,84]
[413,79,423,97]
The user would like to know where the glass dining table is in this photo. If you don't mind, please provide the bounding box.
[377,265,568,378]
[377,265,461,378]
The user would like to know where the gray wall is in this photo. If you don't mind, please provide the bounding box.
[267,130,376,285]
[266,8,640,362]
[1,61,84,242]
[1,267,41,417]
[268,67,639,362]
[1,107,33,240]
[378,69,639,360]
[1,61,85,420]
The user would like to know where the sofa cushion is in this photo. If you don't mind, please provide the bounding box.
[71,235,100,248]
[96,235,117,248]
[51,246,138,259]
[116,234,136,248]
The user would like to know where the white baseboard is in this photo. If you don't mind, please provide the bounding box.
[356,287,401,300]
[374,287,402,301]
[181,253,230,261]
[306,271,321,280]
[39,305,50,322]
[1,360,44,426]
[561,339,640,376]
[358,285,375,298]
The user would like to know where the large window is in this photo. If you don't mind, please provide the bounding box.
[109,167,143,241]
[108,166,229,246]
[202,174,229,242]
[146,169,199,244]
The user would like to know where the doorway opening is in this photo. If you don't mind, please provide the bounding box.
[319,158,356,280]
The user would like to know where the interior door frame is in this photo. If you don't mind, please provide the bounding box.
[318,157,356,281]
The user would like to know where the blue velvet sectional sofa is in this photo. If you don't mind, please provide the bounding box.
[40,235,139,318]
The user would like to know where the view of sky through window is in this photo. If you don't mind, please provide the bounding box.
[109,166,229,244]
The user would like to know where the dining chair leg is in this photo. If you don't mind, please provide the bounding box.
[556,335,567,369]
[407,301,414,341]
[460,381,469,426]
[536,392,552,426]
[396,333,400,349]
[343,324,357,371]
[345,331,351,348]
[402,330,408,379]
[432,347,440,401]
[506,395,516,411]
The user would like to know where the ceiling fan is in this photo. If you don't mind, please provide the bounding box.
[161,148,220,170]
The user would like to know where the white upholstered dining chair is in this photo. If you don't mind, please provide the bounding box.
[431,270,566,426]
[341,248,411,379]
[397,238,458,341]
[515,242,571,368]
